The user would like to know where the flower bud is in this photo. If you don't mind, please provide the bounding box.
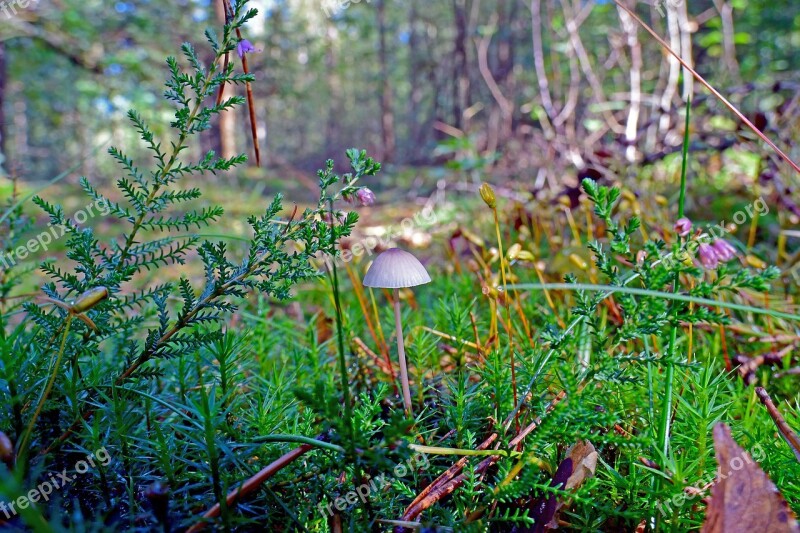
[71,287,109,314]
[745,255,767,269]
[479,183,496,209]
[569,253,588,270]
[356,188,376,207]
[674,217,692,237]
[461,229,485,247]
[697,243,720,270]
[711,239,737,262]
[516,250,535,262]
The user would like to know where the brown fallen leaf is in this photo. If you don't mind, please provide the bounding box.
[701,423,799,533]
[563,440,599,491]
[518,440,598,532]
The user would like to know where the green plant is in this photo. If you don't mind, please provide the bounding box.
[0,1,383,528]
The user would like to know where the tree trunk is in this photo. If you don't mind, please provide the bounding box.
[407,0,422,161]
[0,42,6,172]
[214,0,237,160]
[713,0,741,83]
[324,24,341,155]
[452,0,470,130]
[376,0,396,162]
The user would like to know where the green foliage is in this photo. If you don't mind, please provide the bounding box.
[1,3,799,531]
[0,3,385,529]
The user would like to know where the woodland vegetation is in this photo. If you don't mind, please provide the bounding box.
[0,0,799,531]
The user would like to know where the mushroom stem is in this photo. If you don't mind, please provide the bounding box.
[393,288,413,416]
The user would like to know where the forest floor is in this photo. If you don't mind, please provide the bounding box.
[2,157,800,531]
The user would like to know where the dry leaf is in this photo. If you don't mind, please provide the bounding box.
[701,423,799,533]
[564,440,598,491]
[519,440,598,532]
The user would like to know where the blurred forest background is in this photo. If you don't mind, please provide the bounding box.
[0,0,798,197]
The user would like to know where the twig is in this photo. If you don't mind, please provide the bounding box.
[403,433,498,513]
[186,437,324,532]
[398,391,566,528]
[353,336,394,376]
[755,387,800,463]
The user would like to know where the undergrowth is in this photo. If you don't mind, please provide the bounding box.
[0,2,798,532]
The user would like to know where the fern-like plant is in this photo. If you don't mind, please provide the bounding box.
[5,0,380,482]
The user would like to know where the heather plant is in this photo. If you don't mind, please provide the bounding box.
[0,1,385,527]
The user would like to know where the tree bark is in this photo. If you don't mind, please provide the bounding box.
[618,0,642,162]
[530,0,556,129]
[324,24,341,155]
[214,0,237,160]
[452,0,470,130]
[0,42,7,171]
[376,0,396,162]
[407,0,422,161]
[712,0,741,83]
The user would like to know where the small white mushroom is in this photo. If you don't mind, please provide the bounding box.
[363,248,431,416]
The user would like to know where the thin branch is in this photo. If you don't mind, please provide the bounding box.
[755,387,800,463]
[186,438,321,532]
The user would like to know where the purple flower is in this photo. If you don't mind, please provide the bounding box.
[236,39,259,59]
[712,239,737,262]
[356,188,376,207]
[698,243,720,269]
[674,217,692,237]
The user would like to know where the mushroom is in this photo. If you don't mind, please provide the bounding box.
[363,248,431,416]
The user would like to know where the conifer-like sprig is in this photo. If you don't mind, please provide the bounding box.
[18,0,381,457]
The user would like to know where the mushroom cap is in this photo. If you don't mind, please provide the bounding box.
[363,248,432,288]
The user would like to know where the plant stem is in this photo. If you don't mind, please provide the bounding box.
[656,100,691,532]
[677,102,691,220]
[394,289,413,417]
[658,326,677,459]
[328,201,367,529]
[409,444,520,458]
[507,283,800,322]
[256,434,346,454]
[492,207,518,432]
[18,313,74,456]
[329,206,355,448]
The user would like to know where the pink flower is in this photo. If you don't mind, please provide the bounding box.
[712,239,737,262]
[236,39,260,59]
[698,243,720,269]
[356,188,376,207]
[674,217,692,237]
